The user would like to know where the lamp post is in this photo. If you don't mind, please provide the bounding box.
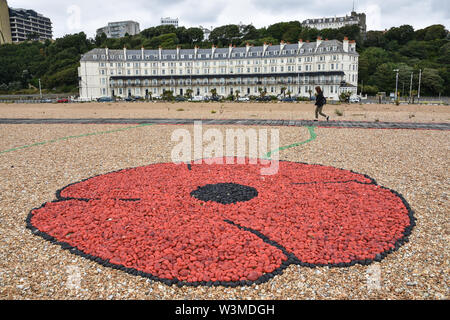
[38,78,42,99]
[409,72,413,104]
[418,69,422,103]
[393,69,399,102]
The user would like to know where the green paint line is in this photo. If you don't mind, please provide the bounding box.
[264,126,317,160]
[0,123,153,155]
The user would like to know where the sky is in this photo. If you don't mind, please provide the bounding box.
[7,0,450,39]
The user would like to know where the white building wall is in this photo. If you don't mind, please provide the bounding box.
[79,41,358,101]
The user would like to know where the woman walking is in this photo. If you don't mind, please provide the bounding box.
[314,86,329,121]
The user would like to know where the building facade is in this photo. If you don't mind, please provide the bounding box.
[160,17,179,27]
[0,0,12,44]
[8,7,52,42]
[96,21,140,39]
[302,11,366,34]
[78,38,359,100]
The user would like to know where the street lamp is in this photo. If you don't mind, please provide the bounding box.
[418,69,422,103]
[393,69,399,102]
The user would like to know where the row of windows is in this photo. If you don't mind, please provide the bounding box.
[92,46,354,61]
[99,63,350,76]
[100,84,344,97]
[106,75,344,86]
[97,55,354,68]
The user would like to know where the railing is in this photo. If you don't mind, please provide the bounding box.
[110,79,343,87]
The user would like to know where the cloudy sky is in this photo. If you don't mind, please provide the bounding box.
[7,0,450,39]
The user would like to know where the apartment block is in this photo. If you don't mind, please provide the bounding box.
[78,38,359,100]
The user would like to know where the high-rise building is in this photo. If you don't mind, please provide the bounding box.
[7,6,52,42]
[78,38,359,100]
[0,0,12,44]
[96,21,140,39]
[160,17,178,27]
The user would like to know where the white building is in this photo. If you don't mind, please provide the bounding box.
[78,38,359,100]
[302,11,366,34]
[160,17,178,27]
[96,21,140,39]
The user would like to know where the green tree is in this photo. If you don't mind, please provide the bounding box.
[421,68,445,95]
[209,25,240,46]
[385,25,415,45]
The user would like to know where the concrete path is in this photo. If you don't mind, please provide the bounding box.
[0,118,449,130]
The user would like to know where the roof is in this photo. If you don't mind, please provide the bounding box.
[80,39,358,62]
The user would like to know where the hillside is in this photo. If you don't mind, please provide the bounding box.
[0,23,448,96]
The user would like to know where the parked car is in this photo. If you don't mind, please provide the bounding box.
[124,96,136,102]
[282,97,296,102]
[238,96,250,102]
[190,95,204,102]
[175,96,186,102]
[207,95,221,102]
[57,98,69,103]
[97,97,114,102]
[349,96,361,103]
[256,96,272,102]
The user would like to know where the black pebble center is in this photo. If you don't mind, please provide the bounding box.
[190,183,258,204]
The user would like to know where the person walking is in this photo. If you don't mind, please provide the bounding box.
[314,86,329,121]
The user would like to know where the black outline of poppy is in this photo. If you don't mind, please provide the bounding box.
[26,160,416,288]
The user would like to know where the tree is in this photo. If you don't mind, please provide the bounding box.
[209,25,240,46]
[415,25,448,41]
[162,89,175,101]
[186,28,204,43]
[185,89,193,99]
[241,25,260,41]
[421,68,445,95]
[371,62,398,93]
[385,25,415,45]
[359,47,391,84]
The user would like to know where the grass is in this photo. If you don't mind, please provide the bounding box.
[334,109,344,116]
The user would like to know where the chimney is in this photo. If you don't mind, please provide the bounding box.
[194,45,198,58]
[349,40,356,51]
[158,46,162,59]
[316,36,322,49]
[105,47,109,60]
[211,44,216,58]
[228,43,233,57]
[123,47,127,60]
[176,45,180,58]
[298,39,304,51]
[141,46,144,60]
[280,40,286,53]
[245,42,250,56]
[343,37,349,52]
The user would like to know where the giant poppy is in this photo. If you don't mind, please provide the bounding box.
[27,158,415,287]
